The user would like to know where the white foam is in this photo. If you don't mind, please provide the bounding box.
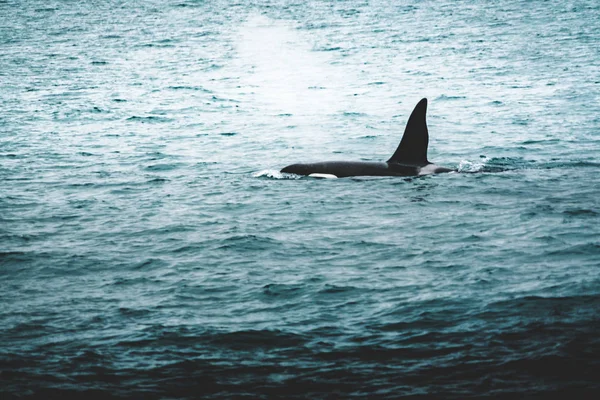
[254,169,303,179]
[457,159,486,173]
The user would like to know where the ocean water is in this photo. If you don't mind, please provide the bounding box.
[1,0,599,398]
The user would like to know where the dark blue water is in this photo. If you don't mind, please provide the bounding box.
[1,0,599,398]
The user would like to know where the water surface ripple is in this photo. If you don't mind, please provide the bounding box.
[1,0,599,398]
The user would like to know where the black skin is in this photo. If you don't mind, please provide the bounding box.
[280,98,455,178]
[281,161,453,178]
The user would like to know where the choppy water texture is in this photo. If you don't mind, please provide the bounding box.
[1,0,600,398]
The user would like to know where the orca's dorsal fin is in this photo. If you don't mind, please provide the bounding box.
[387,98,429,166]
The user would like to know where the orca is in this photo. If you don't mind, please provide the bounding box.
[281,98,454,178]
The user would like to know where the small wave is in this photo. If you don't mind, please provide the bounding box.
[539,160,600,169]
[68,182,94,188]
[315,46,342,52]
[118,307,152,318]
[126,116,173,123]
[146,177,170,184]
[207,329,307,350]
[0,251,28,262]
[547,243,600,256]
[512,118,530,126]
[138,42,176,48]
[171,244,205,254]
[521,139,560,145]
[436,94,466,101]
[203,64,224,72]
[253,169,300,179]
[563,208,598,217]
[168,85,212,93]
[262,283,304,298]
[458,156,535,173]
[485,294,600,317]
[218,235,280,251]
[457,159,486,173]
[319,284,356,294]
[145,163,182,172]
[488,157,535,169]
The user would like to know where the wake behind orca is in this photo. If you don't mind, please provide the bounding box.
[281,98,454,178]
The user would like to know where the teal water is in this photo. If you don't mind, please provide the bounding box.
[1,0,599,398]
